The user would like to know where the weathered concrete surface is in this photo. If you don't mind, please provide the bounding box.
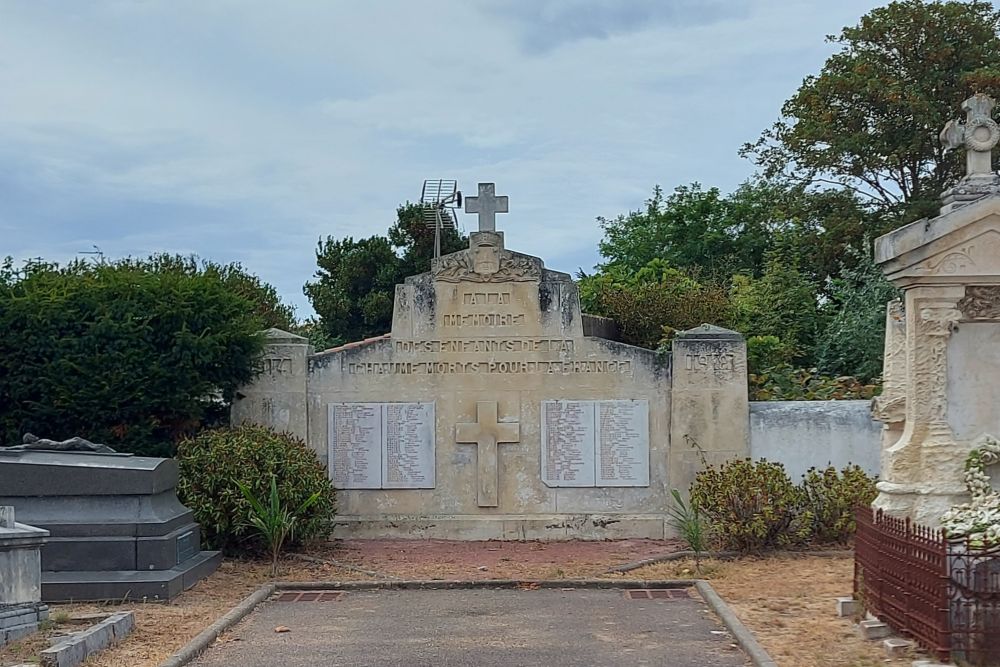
[749,400,881,479]
[873,187,1000,525]
[236,229,671,540]
[669,325,749,496]
[191,588,748,667]
[0,506,48,605]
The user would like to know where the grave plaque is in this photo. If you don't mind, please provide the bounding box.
[541,401,596,487]
[329,403,382,489]
[597,400,649,486]
[383,402,435,489]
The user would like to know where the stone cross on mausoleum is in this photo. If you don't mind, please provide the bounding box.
[939,93,1000,213]
[464,182,509,232]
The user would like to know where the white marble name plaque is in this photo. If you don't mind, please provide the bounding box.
[329,403,382,489]
[383,402,436,489]
[597,400,649,486]
[328,402,435,490]
[541,401,596,487]
[541,400,649,488]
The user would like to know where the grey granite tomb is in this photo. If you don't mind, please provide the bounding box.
[0,449,221,602]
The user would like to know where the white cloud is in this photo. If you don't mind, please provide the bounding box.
[0,0,880,313]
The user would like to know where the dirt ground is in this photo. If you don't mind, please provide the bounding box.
[617,554,919,667]
[0,541,923,667]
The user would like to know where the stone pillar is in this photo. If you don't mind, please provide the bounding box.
[669,325,750,495]
[231,328,311,442]
[0,506,48,605]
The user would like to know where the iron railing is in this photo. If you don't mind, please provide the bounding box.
[855,506,1000,665]
[854,507,950,661]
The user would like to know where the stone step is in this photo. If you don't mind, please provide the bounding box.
[41,550,221,602]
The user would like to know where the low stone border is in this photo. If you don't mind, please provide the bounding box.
[158,584,276,667]
[695,580,778,667]
[40,611,135,667]
[158,578,776,667]
[605,548,853,574]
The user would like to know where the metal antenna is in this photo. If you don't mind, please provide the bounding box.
[420,179,462,259]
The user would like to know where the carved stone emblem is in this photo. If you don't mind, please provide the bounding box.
[433,235,541,284]
[958,285,1000,320]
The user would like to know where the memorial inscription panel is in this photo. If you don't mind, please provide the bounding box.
[541,400,649,488]
[329,403,382,489]
[541,401,596,487]
[328,402,435,490]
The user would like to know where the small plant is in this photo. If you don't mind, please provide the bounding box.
[236,474,322,576]
[668,489,708,572]
[176,425,336,554]
[800,464,878,543]
[691,458,810,552]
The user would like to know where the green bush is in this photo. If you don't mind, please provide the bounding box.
[801,465,878,544]
[691,458,810,552]
[0,255,275,455]
[748,365,880,401]
[176,426,336,554]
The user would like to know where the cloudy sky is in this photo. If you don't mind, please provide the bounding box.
[1,0,884,315]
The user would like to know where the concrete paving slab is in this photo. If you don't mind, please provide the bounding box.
[191,587,749,667]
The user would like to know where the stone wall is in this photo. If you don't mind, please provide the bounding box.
[749,401,882,480]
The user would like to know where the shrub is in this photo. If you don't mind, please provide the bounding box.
[690,458,810,552]
[0,255,276,455]
[801,465,878,544]
[749,364,880,401]
[176,426,336,554]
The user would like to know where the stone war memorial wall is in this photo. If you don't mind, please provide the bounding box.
[233,183,756,540]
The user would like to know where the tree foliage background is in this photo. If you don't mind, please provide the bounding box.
[305,203,466,345]
[0,255,286,455]
[583,0,996,394]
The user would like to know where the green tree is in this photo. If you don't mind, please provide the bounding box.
[305,204,468,343]
[729,248,826,365]
[743,0,1000,221]
[597,183,774,282]
[0,257,265,455]
[303,235,400,345]
[579,260,731,349]
[389,202,466,279]
[815,246,901,382]
[136,254,296,330]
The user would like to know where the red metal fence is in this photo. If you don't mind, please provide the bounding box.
[854,507,950,661]
[855,507,1000,665]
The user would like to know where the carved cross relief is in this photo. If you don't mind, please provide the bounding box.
[456,401,520,507]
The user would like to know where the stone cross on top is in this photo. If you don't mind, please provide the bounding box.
[941,93,1000,177]
[464,182,508,232]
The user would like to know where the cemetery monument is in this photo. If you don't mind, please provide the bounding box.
[873,93,1000,525]
[234,183,753,539]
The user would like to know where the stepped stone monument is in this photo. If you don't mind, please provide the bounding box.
[234,183,751,540]
[0,448,221,601]
[873,93,1000,525]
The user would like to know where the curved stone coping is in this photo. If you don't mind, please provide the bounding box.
[158,577,776,667]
